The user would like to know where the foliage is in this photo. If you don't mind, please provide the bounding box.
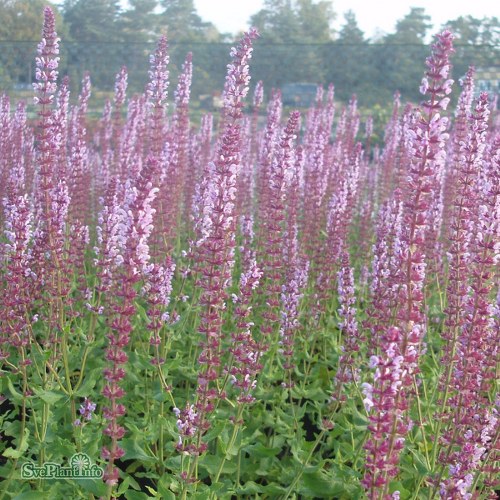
[0,7,499,500]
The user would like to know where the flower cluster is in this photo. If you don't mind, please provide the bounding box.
[363,327,410,496]
[1,10,500,499]
[228,259,264,404]
[33,7,60,104]
[74,398,97,426]
[333,252,363,395]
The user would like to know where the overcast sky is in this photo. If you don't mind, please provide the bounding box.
[193,0,498,38]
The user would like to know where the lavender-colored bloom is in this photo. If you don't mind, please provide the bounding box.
[402,32,454,315]
[253,80,264,109]
[228,259,264,404]
[333,253,364,395]
[33,7,62,223]
[143,258,175,349]
[1,194,34,353]
[79,397,97,421]
[113,66,128,110]
[147,35,169,110]
[174,52,192,108]
[361,382,374,412]
[77,72,92,117]
[181,29,258,459]
[174,404,200,453]
[384,27,454,422]
[440,92,490,369]
[33,7,60,105]
[280,230,309,373]
[259,110,301,344]
[433,97,499,489]
[256,89,282,219]
[363,327,409,496]
[222,28,258,120]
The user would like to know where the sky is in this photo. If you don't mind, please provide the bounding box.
[193,0,498,38]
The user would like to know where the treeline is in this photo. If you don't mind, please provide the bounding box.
[0,0,498,106]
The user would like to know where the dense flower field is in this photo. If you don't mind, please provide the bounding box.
[0,7,498,500]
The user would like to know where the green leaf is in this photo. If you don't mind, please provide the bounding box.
[198,455,237,475]
[3,448,24,459]
[389,481,411,499]
[144,486,160,497]
[300,470,346,498]
[6,377,23,403]
[73,478,107,497]
[124,491,152,500]
[203,421,226,443]
[121,437,156,464]
[3,427,29,459]
[157,482,176,500]
[234,481,264,494]
[33,388,64,405]
[116,476,133,496]
[351,406,369,428]
[243,442,282,458]
[218,430,241,459]
[13,492,48,500]
[161,474,180,494]
[129,351,155,372]
[74,367,100,396]
[410,450,431,475]
[51,436,76,459]
[261,483,287,495]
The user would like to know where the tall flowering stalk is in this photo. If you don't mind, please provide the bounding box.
[68,74,92,225]
[162,52,192,248]
[189,113,214,242]
[441,66,475,240]
[0,191,35,465]
[400,30,453,331]
[177,30,258,488]
[227,260,263,405]
[118,94,147,182]
[280,223,309,382]
[33,6,60,235]
[438,106,499,498]
[1,193,34,361]
[439,93,490,400]
[146,35,169,158]
[30,7,76,345]
[302,99,329,259]
[0,94,11,198]
[332,252,363,400]
[280,138,309,384]
[101,157,160,488]
[111,66,128,175]
[202,259,265,489]
[250,80,264,163]
[259,111,300,356]
[378,92,401,204]
[363,31,454,498]
[316,144,361,314]
[366,194,404,356]
[362,327,409,498]
[256,89,282,228]
[146,35,170,254]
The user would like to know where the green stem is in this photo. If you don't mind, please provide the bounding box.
[213,419,241,487]
[282,429,326,500]
[413,376,431,469]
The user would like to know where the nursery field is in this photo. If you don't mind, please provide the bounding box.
[0,6,498,500]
